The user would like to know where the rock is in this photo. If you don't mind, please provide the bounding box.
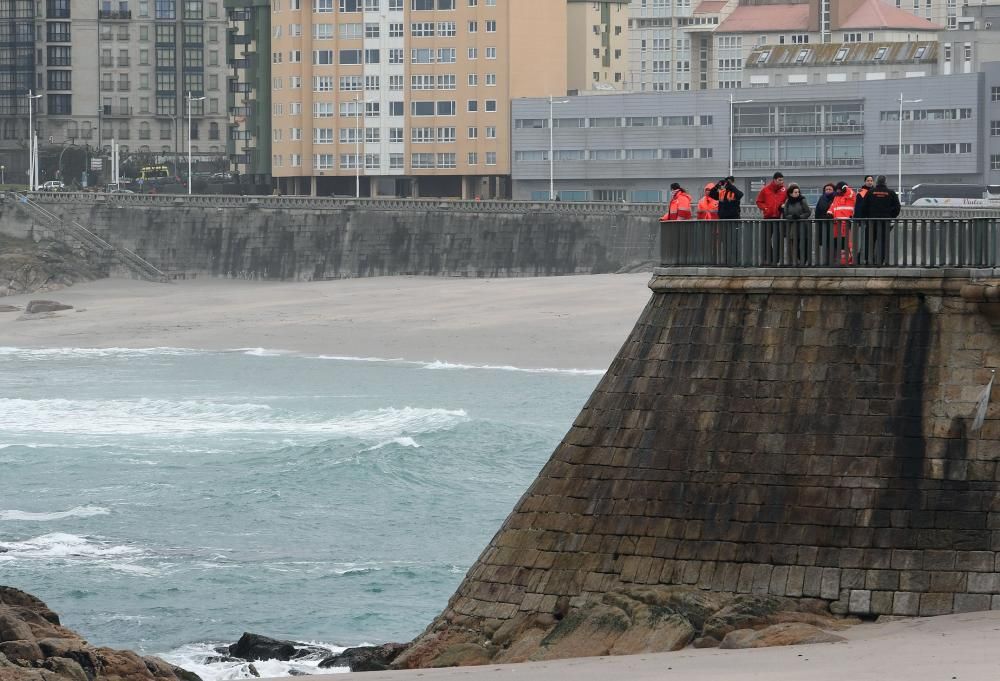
[228,633,297,662]
[25,301,72,314]
[691,636,720,649]
[0,641,43,664]
[318,643,408,672]
[719,623,847,649]
[0,306,19,312]
[701,595,790,640]
[246,663,259,678]
[0,586,200,681]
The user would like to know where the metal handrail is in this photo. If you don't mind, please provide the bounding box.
[12,192,170,282]
[660,218,1000,268]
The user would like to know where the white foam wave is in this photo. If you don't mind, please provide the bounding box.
[0,346,199,359]
[317,354,605,376]
[161,641,348,680]
[233,348,288,357]
[363,436,421,452]
[0,506,110,522]
[0,399,467,439]
[0,532,145,561]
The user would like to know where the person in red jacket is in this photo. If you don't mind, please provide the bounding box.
[659,182,693,221]
[828,181,856,265]
[696,183,719,219]
[755,172,786,264]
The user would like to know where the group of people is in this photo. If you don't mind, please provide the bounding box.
[660,173,902,266]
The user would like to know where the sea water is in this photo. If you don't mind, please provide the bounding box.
[0,347,601,679]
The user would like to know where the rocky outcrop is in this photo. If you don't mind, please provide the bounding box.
[394,586,858,668]
[0,586,199,681]
[318,643,408,672]
[0,236,104,297]
[24,301,72,314]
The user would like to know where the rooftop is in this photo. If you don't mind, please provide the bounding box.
[840,0,942,30]
[745,40,938,68]
[716,3,811,32]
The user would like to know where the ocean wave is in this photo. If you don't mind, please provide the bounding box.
[161,641,348,680]
[0,399,468,439]
[232,348,289,357]
[0,532,145,562]
[363,436,421,452]
[0,506,110,522]
[317,354,605,376]
[0,346,200,359]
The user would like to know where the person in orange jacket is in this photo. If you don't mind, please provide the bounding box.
[659,182,693,221]
[828,181,856,265]
[697,182,719,219]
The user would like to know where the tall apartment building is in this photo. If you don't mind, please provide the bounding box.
[0,0,37,180]
[0,0,230,186]
[267,0,566,198]
[567,0,630,92]
[226,0,272,184]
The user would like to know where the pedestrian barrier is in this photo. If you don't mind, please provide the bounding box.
[660,218,1000,269]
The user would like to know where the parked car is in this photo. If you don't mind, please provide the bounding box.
[39,180,65,191]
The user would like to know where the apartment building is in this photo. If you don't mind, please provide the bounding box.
[511,69,993,201]
[567,0,630,92]
[628,0,943,92]
[267,0,566,198]
[226,0,272,184]
[0,0,230,186]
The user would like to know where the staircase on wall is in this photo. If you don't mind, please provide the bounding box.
[11,193,169,283]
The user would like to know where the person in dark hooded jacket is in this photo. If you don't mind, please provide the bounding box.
[781,183,811,265]
[857,175,901,265]
[814,183,835,264]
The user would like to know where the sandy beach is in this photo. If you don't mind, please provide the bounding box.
[277,611,1000,681]
[0,274,652,370]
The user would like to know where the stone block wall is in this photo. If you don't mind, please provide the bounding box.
[413,271,1000,644]
[0,200,659,279]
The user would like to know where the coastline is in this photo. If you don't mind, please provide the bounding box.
[263,611,1000,681]
[0,274,652,371]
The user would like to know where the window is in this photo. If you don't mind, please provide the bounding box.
[314,154,334,169]
[412,101,434,116]
[437,74,456,89]
[412,74,434,90]
[412,48,434,63]
[485,19,496,32]
[992,86,1000,102]
[339,49,362,64]
[47,94,71,115]
[485,73,496,86]
[437,100,456,115]
[437,127,456,142]
[412,153,435,168]
[484,100,496,112]
[834,47,848,62]
[412,127,434,142]
[412,0,433,7]
[992,121,1000,137]
[47,22,71,42]
[389,75,404,90]
[468,20,477,32]
[437,153,456,168]
[467,99,478,112]
[468,152,478,165]
[412,22,434,36]
[339,0,360,9]
[467,126,477,139]
[313,101,334,117]
[874,47,887,61]
[340,75,363,91]
[468,74,478,86]
[485,47,496,59]
[47,46,71,66]
[468,47,477,59]
[314,0,333,10]
[437,48,456,63]
[992,154,1000,171]
[485,126,496,138]
[314,75,334,91]
[365,22,379,38]
[390,128,404,142]
[438,21,456,36]
[485,151,496,165]
[389,23,403,37]
[366,128,380,143]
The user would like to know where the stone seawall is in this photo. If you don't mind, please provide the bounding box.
[399,269,1000,666]
[0,198,659,279]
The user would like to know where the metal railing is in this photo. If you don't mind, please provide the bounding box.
[11,193,169,283]
[660,218,1000,268]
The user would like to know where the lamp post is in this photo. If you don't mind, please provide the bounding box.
[187,91,206,195]
[897,93,923,197]
[353,95,362,198]
[729,94,754,178]
[548,95,568,201]
[25,90,42,191]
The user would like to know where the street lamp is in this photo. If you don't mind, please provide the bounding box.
[897,93,923,196]
[548,95,568,201]
[729,94,753,177]
[187,91,206,195]
[353,95,362,198]
[25,90,42,191]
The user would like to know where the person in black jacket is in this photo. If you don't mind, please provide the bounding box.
[858,175,901,265]
[814,183,836,265]
[709,176,744,264]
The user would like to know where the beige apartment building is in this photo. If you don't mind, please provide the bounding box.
[567,0,630,92]
[268,0,566,198]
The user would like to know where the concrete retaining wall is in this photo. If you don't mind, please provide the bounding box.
[0,197,660,279]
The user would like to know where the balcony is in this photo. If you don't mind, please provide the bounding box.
[101,57,114,67]
[231,58,251,69]
[118,80,131,91]
[734,157,863,169]
[119,56,130,67]
[102,105,133,116]
[734,123,864,136]
[101,81,115,91]
[99,9,132,19]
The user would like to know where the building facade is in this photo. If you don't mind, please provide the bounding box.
[511,68,994,202]
[0,0,37,182]
[226,0,272,184]
[567,0,630,93]
[266,0,566,198]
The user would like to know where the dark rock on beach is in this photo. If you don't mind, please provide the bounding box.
[24,301,73,314]
[0,586,200,681]
[318,643,408,672]
[228,633,298,662]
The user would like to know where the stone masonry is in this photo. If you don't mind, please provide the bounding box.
[404,270,1000,664]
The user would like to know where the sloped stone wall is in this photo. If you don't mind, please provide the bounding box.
[404,271,1000,664]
